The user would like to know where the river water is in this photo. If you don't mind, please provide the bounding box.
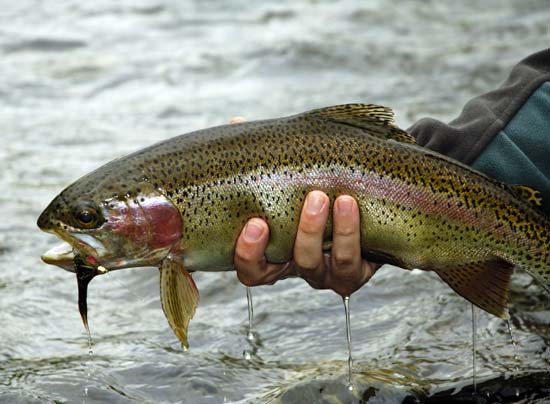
[1,1,549,403]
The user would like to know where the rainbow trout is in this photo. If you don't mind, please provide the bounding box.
[38,104,550,346]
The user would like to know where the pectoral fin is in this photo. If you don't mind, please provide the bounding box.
[159,258,199,348]
[433,259,514,319]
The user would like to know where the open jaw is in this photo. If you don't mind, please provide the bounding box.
[40,233,112,337]
[41,232,107,273]
[41,242,76,272]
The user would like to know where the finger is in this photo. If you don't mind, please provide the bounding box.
[234,218,269,286]
[234,218,290,286]
[329,196,363,295]
[323,252,381,295]
[293,191,329,272]
[230,116,246,124]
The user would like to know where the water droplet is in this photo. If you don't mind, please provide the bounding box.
[471,304,477,393]
[246,287,255,342]
[343,296,353,391]
[505,320,516,345]
[83,327,93,399]
[87,331,93,356]
[505,320,520,376]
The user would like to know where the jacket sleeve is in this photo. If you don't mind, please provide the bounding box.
[408,49,550,214]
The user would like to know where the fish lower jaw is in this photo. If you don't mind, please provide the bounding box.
[42,243,112,272]
[42,233,106,272]
[41,241,168,272]
[41,242,76,272]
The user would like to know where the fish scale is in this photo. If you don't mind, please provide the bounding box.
[38,103,550,346]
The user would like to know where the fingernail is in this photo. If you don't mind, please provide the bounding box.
[244,221,263,242]
[306,193,325,214]
[230,116,246,124]
[337,197,354,215]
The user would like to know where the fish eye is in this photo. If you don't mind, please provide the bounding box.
[78,210,95,224]
[74,204,102,228]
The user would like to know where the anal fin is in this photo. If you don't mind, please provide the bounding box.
[160,258,199,348]
[434,259,514,319]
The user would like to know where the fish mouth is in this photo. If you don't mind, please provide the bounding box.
[41,242,76,272]
[41,231,107,272]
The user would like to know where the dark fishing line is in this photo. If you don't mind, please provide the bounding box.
[74,254,98,351]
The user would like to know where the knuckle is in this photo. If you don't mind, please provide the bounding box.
[294,255,321,271]
[332,250,357,268]
[331,272,363,297]
[236,271,263,287]
[335,225,356,237]
[235,247,255,264]
[262,272,281,285]
[298,219,323,236]
[304,278,326,290]
[229,116,246,124]
[332,283,359,297]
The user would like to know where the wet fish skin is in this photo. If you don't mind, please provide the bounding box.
[38,104,550,329]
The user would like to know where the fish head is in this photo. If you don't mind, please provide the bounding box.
[38,179,183,272]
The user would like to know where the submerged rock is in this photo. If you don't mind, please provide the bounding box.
[425,371,550,404]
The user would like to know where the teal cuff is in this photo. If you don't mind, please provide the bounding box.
[472,82,550,214]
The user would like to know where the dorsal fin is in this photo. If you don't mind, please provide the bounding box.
[306,103,416,144]
[507,184,543,207]
[433,259,514,319]
[308,103,395,125]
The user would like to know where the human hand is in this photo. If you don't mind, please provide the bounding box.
[234,191,382,297]
[228,116,381,296]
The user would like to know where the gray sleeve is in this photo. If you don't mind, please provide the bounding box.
[408,48,550,165]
